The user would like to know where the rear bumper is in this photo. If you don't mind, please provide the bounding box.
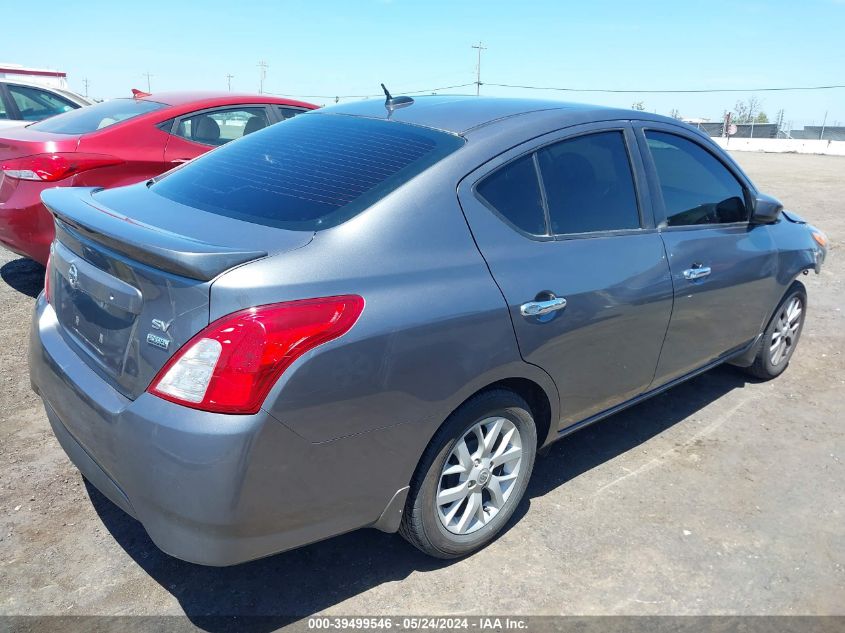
[0,178,54,264]
[29,296,412,566]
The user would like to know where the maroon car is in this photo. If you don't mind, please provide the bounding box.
[0,91,316,264]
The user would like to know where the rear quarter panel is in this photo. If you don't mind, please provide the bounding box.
[210,157,559,449]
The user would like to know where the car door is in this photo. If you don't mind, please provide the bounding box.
[458,123,674,428]
[163,105,275,165]
[634,123,779,385]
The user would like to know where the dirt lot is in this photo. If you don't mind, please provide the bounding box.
[0,152,842,627]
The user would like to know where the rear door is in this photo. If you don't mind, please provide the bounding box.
[635,123,778,385]
[458,123,674,428]
[163,105,275,165]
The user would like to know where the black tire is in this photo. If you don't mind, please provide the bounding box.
[399,389,537,559]
[744,283,807,380]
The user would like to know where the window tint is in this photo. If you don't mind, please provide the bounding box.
[175,107,270,146]
[0,93,7,119]
[152,113,464,231]
[276,106,307,120]
[31,98,165,134]
[645,131,748,226]
[537,131,640,234]
[476,154,546,235]
[8,85,77,121]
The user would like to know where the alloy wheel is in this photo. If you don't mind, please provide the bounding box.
[770,296,803,366]
[435,416,523,535]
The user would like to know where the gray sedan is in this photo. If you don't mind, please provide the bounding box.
[30,95,827,565]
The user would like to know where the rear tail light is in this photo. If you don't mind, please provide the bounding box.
[1,153,123,182]
[149,295,365,414]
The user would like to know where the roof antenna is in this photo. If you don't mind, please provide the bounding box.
[381,83,414,113]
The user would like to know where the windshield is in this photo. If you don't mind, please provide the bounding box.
[30,98,166,134]
[151,113,465,231]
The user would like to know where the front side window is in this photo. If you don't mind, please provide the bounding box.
[645,131,748,226]
[476,154,547,236]
[8,85,77,121]
[537,131,640,234]
[30,98,166,134]
[174,107,271,146]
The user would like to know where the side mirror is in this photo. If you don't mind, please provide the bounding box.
[751,193,783,224]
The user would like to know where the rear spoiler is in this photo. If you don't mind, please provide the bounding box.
[42,187,267,281]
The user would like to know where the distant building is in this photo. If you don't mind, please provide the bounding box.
[0,63,69,89]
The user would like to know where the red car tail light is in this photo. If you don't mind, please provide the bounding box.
[149,295,365,415]
[1,153,123,182]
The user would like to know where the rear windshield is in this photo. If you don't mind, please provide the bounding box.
[30,98,166,134]
[150,113,465,231]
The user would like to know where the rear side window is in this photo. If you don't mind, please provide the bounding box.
[174,107,270,146]
[151,113,465,230]
[645,131,748,226]
[276,106,307,120]
[537,131,640,234]
[30,98,166,134]
[476,155,546,235]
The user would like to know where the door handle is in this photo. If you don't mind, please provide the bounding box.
[683,265,712,280]
[520,297,567,317]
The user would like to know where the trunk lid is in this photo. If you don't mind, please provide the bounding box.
[42,184,314,399]
[0,126,80,162]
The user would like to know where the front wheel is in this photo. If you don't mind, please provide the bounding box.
[745,283,807,380]
[399,389,537,559]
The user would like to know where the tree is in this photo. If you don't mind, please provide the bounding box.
[631,101,645,111]
[732,96,768,124]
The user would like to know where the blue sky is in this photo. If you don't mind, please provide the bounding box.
[5,0,844,125]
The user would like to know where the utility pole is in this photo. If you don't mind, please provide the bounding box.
[819,110,828,140]
[226,74,234,91]
[257,60,269,94]
[82,78,90,98]
[142,72,153,92]
[471,41,486,96]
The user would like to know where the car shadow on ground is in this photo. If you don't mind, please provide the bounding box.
[0,257,44,299]
[87,364,754,632]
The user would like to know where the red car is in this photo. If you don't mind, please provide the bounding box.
[0,91,317,264]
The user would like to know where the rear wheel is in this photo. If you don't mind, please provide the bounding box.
[745,283,807,380]
[400,389,537,558]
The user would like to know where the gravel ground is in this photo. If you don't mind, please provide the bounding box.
[0,152,842,628]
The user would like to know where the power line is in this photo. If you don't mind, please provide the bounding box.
[263,81,844,102]
[264,82,476,101]
[484,82,845,94]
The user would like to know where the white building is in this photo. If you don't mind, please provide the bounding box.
[0,63,69,89]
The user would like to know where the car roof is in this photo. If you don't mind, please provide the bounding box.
[135,91,316,110]
[318,95,673,134]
